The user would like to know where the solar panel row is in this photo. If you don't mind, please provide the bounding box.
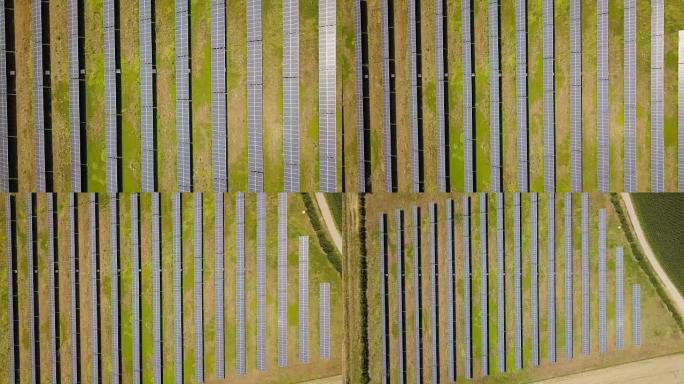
[212,0,228,192]
[381,0,395,192]
[632,284,640,346]
[257,193,267,370]
[32,0,48,192]
[130,194,141,384]
[463,0,474,192]
[215,192,225,376]
[176,0,192,192]
[651,0,664,192]
[566,193,574,360]
[436,0,448,192]
[299,236,310,363]
[446,199,456,380]
[408,0,421,192]
[47,193,59,384]
[570,0,582,192]
[172,193,183,382]
[6,195,17,382]
[236,192,246,374]
[151,193,162,384]
[89,193,100,384]
[429,203,439,382]
[319,0,336,192]
[581,193,589,355]
[0,0,7,191]
[480,194,489,375]
[194,193,204,382]
[624,0,636,191]
[247,0,264,192]
[679,31,684,192]
[354,0,370,192]
[616,247,624,350]
[140,0,156,192]
[283,0,299,192]
[278,193,288,367]
[489,0,501,192]
[27,194,39,384]
[104,0,119,193]
[68,193,80,383]
[543,0,555,193]
[531,193,539,366]
[516,0,528,192]
[395,209,406,384]
[379,213,390,384]
[413,205,424,383]
[110,194,121,384]
[320,283,331,359]
[599,208,607,353]
[68,0,83,191]
[597,0,609,192]
[496,193,505,373]
[513,193,522,369]
[463,195,472,379]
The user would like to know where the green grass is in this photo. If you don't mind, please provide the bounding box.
[323,193,342,231]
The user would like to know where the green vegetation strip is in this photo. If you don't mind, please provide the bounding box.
[301,193,342,273]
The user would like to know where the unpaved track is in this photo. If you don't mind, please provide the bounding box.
[621,193,684,318]
[296,374,343,384]
[533,353,684,384]
[314,193,343,253]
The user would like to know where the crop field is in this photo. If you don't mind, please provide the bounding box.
[0,192,342,383]
[12,1,340,192]
[341,1,684,193]
[345,192,684,383]
[631,193,684,296]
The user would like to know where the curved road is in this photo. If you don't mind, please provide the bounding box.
[314,193,343,254]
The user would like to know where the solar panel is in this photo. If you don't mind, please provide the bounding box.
[428,203,438,382]
[236,192,246,374]
[299,236,310,363]
[104,0,120,193]
[597,0,609,192]
[173,193,183,382]
[516,0,528,192]
[0,1,7,191]
[47,193,59,384]
[531,193,539,367]
[176,0,192,192]
[32,0,48,192]
[131,194,141,384]
[141,0,156,192]
[6,195,17,382]
[463,195,472,378]
[319,0,336,192]
[152,193,162,384]
[445,199,456,380]
[214,192,225,377]
[68,0,83,191]
[89,193,100,384]
[110,194,121,384]
[624,0,637,191]
[651,0,664,192]
[463,0,474,192]
[278,193,288,367]
[679,31,684,191]
[632,284,640,346]
[194,193,204,382]
[599,208,607,353]
[408,0,422,192]
[27,194,39,384]
[381,0,396,192]
[570,0,582,191]
[68,193,81,383]
[247,0,264,192]
[395,209,406,383]
[581,193,589,355]
[212,0,228,192]
[543,0,555,192]
[319,283,331,359]
[489,0,502,192]
[283,0,300,191]
[257,193,266,370]
[355,0,371,192]
[615,247,624,349]
[379,213,390,384]
[436,0,448,191]
[480,194,489,375]
[496,193,505,373]
[513,193,522,369]
[566,193,574,360]
[413,206,424,382]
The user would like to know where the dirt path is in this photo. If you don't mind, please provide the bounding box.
[296,375,343,384]
[621,193,684,318]
[314,193,343,253]
[533,353,684,383]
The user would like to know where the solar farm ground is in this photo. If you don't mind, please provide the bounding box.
[344,192,684,383]
[0,192,342,383]
[340,0,684,192]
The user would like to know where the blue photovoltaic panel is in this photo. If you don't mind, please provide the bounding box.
[379,213,390,384]
[354,0,365,191]
[463,0,474,192]
[278,193,288,367]
[320,283,331,359]
[68,0,83,191]
[173,193,183,382]
[429,203,439,382]
[236,192,246,374]
[215,193,225,377]
[319,0,336,191]
[543,0,555,192]
[531,193,539,367]
[31,1,47,191]
[679,31,684,191]
[513,193,522,369]
[516,0,528,192]
[632,284,640,346]
[47,194,59,384]
[212,0,228,192]
[463,195,472,378]
[395,209,406,384]
[6,195,17,382]
[436,0,448,191]
[597,0,609,192]
[570,0,582,191]
[381,0,394,192]
[624,0,636,191]
[651,0,664,192]
[0,0,7,191]
[131,194,141,384]
[89,193,100,384]
[283,0,299,192]
[141,0,156,192]
[616,247,624,349]
[496,193,505,373]
[408,0,421,192]
[27,194,39,384]
[68,194,81,384]
[299,236,310,363]
[581,193,589,355]
[599,208,607,353]
[176,0,192,192]
[480,194,489,375]
[489,0,501,191]
[247,0,264,191]
[257,193,266,370]
[110,194,121,384]
[152,193,162,384]
[549,194,558,363]
[104,0,120,193]
[445,199,456,380]
[194,193,204,382]
[566,193,575,360]
[413,206,424,383]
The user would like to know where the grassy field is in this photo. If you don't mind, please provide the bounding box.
[342,1,684,192]
[13,2,337,192]
[344,192,684,383]
[631,193,684,296]
[0,193,343,383]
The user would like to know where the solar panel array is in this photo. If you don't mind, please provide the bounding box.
[597,0,609,192]
[463,196,472,379]
[236,192,246,374]
[616,247,624,349]
[104,0,119,193]
[47,194,59,384]
[88,193,100,384]
[32,0,48,192]
[436,0,447,192]
[531,193,539,367]
[68,194,81,384]
[130,194,141,384]
[0,1,6,191]
[176,0,192,192]
[480,194,489,375]
[379,213,390,384]
[215,192,225,376]
[496,193,505,373]
[408,0,421,192]
[581,193,590,355]
[212,0,228,192]
[429,204,439,382]
[395,209,406,383]
[513,193,522,369]
[543,0,555,192]
[319,0,336,192]
[141,0,156,192]
[194,193,204,382]
[516,0,528,192]
[381,0,394,192]
[257,193,267,370]
[320,283,331,359]
[489,0,501,192]
[27,194,38,384]
[278,193,288,367]
[247,0,263,191]
[624,0,636,191]
[413,206,424,382]
[651,0,664,192]
[68,0,83,191]
[299,236,310,363]
[565,193,574,360]
[354,0,370,192]
[151,193,162,384]
[463,0,474,192]
[110,194,121,384]
[632,284,640,346]
[569,0,582,192]
[283,0,299,191]
[598,208,607,353]
[172,193,183,382]
[680,31,684,192]
[6,195,17,383]
[446,199,456,380]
